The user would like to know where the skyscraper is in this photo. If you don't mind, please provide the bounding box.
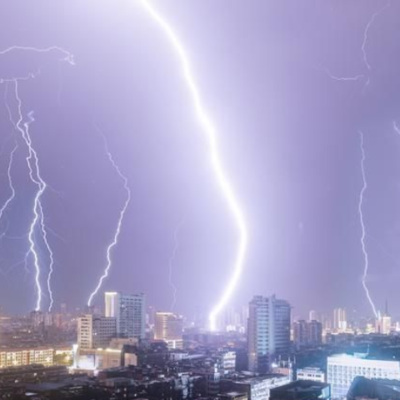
[293,320,322,349]
[154,312,183,349]
[105,292,145,339]
[247,295,291,373]
[333,308,347,332]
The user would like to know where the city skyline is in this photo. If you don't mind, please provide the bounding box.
[1,1,400,320]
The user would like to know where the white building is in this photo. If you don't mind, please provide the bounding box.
[105,292,145,339]
[333,308,347,332]
[327,354,400,399]
[230,375,291,400]
[297,367,325,383]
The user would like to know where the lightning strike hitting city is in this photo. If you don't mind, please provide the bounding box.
[0,1,400,398]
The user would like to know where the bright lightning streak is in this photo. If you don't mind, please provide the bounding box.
[87,134,131,307]
[0,144,18,223]
[0,45,73,311]
[13,87,46,311]
[358,131,378,318]
[168,219,184,312]
[139,0,248,331]
[38,201,55,312]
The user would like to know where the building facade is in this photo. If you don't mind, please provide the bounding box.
[77,314,116,350]
[105,292,145,339]
[0,348,54,368]
[296,367,325,382]
[327,354,400,399]
[247,295,291,373]
[154,312,183,349]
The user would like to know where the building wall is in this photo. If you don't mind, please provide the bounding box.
[0,348,54,368]
[105,292,145,339]
[327,354,400,399]
[247,295,291,373]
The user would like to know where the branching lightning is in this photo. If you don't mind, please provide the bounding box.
[139,0,248,331]
[0,45,73,311]
[358,131,378,318]
[87,133,131,307]
[168,219,184,312]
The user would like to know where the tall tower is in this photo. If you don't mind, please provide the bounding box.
[247,295,291,373]
[105,292,145,339]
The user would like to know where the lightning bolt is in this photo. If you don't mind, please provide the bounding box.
[0,45,74,311]
[139,0,248,331]
[0,144,18,224]
[323,68,364,83]
[323,1,390,86]
[361,1,391,72]
[168,219,184,312]
[358,131,378,318]
[87,132,131,307]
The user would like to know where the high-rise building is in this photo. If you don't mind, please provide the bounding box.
[77,314,116,350]
[293,320,308,348]
[105,292,145,339]
[247,295,291,373]
[293,320,322,349]
[154,312,183,349]
[309,310,319,322]
[327,354,400,399]
[333,308,347,332]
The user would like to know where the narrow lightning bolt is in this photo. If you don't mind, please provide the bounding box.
[0,144,18,223]
[361,1,391,72]
[0,45,74,311]
[87,133,131,307]
[358,131,378,318]
[168,219,184,312]
[323,68,364,82]
[139,0,248,331]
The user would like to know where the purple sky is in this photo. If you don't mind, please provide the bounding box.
[0,0,400,319]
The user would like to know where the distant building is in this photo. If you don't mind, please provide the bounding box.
[248,295,291,373]
[105,292,145,339]
[296,367,325,383]
[309,310,319,322]
[327,354,400,399]
[77,314,116,350]
[293,320,322,348]
[0,347,54,368]
[154,312,183,349]
[270,380,331,400]
[333,308,347,332]
[376,314,392,335]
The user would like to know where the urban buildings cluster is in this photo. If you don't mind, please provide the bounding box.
[1,293,400,399]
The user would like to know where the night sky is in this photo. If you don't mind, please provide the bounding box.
[0,0,400,320]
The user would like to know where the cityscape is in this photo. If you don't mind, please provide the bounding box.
[1,0,400,400]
